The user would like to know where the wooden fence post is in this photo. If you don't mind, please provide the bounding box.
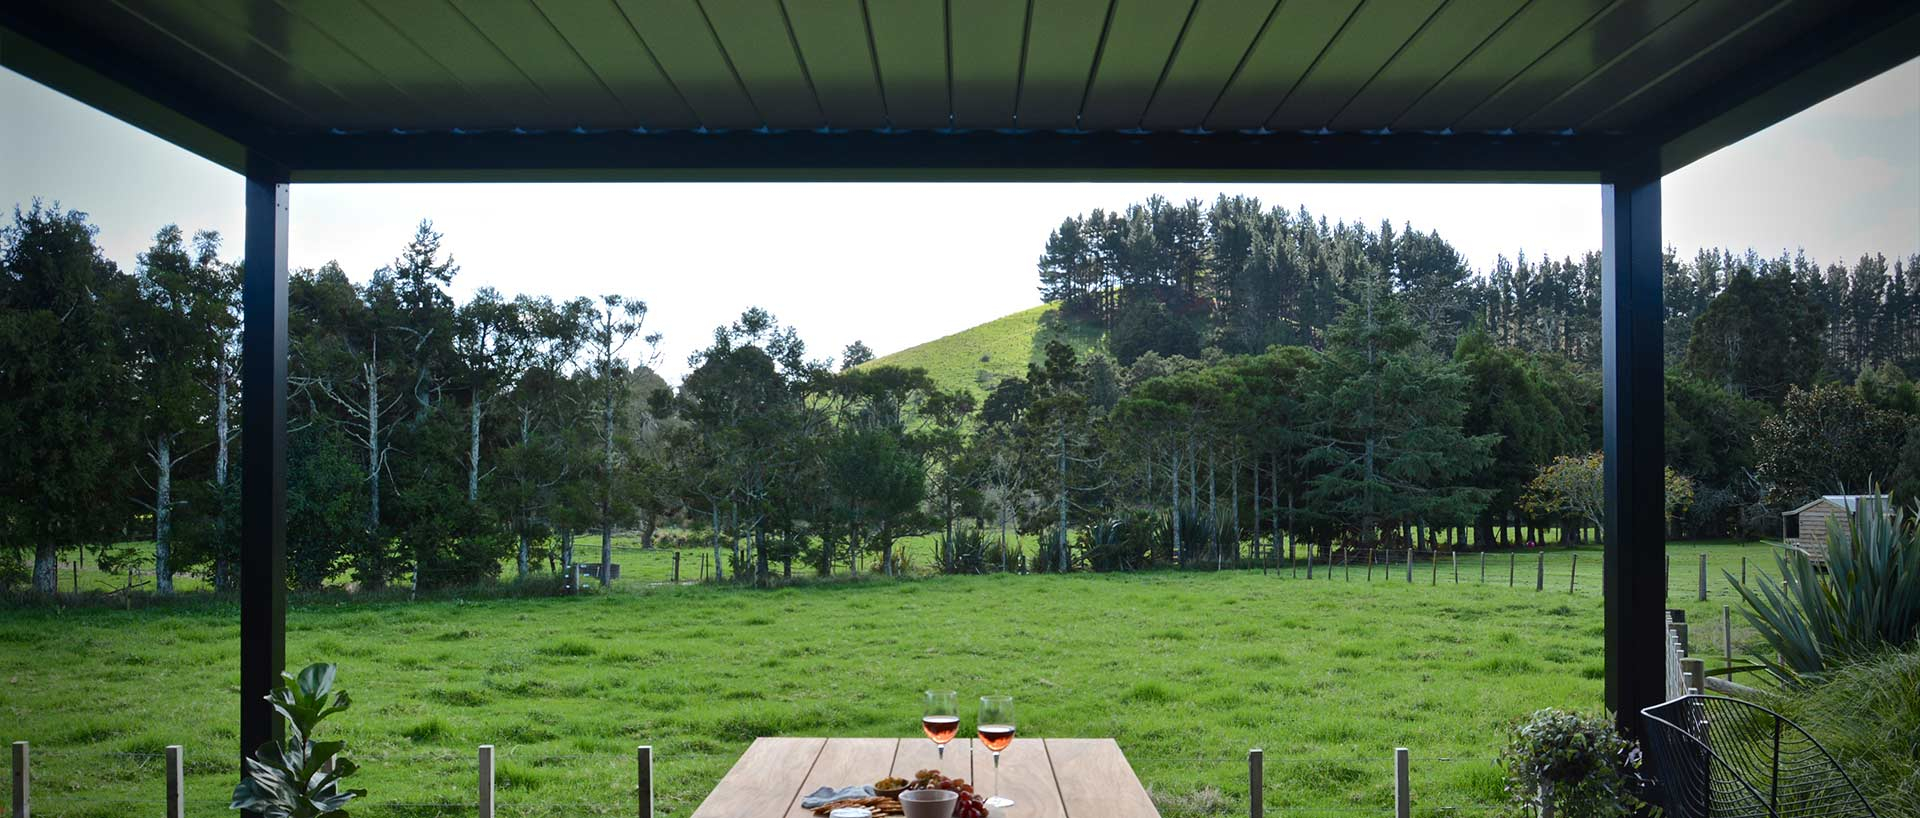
[1535,552,1544,591]
[1723,605,1734,683]
[1673,622,1689,655]
[1248,748,1263,818]
[1479,551,1486,584]
[1569,554,1578,594]
[638,745,654,818]
[11,741,27,818]
[1452,552,1458,584]
[1741,556,1747,585]
[1698,553,1708,601]
[1681,658,1706,693]
[568,564,581,595]
[1665,555,1671,601]
[1429,552,1437,585]
[1509,553,1515,587]
[1405,548,1413,583]
[1394,748,1410,818]
[478,744,495,818]
[165,745,184,818]
[673,552,680,583]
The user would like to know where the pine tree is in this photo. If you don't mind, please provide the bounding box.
[1302,270,1494,546]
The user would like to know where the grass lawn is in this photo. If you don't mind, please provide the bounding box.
[863,303,1103,399]
[0,540,1782,818]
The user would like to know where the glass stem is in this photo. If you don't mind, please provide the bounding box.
[993,751,1001,799]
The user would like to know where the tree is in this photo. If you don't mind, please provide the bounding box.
[1684,267,1826,402]
[1455,328,1583,545]
[0,203,137,593]
[1756,384,1908,505]
[584,294,659,586]
[1302,275,1494,546]
[1522,452,1695,532]
[130,225,230,593]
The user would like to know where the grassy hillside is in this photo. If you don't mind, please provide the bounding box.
[865,303,1104,398]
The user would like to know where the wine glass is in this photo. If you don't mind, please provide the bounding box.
[977,695,1016,808]
[922,689,959,760]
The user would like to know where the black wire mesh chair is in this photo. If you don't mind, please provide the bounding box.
[1641,695,1878,818]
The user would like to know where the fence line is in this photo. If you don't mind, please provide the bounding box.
[7,737,1522,818]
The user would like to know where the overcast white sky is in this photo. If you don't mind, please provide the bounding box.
[3,60,1915,382]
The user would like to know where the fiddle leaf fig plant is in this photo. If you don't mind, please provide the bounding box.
[230,663,366,818]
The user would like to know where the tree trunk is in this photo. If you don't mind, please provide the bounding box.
[755,526,769,584]
[1056,427,1069,573]
[153,434,175,594]
[33,543,58,594]
[365,357,385,591]
[468,399,482,503]
[1170,448,1182,565]
[710,506,724,581]
[517,531,530,580]
[1208,449,1219,568]
[1250,458,1260,562]
[213,370,231,592]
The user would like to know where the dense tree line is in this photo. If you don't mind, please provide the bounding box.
[5,197,1919,593]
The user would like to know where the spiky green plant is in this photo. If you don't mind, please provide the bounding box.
[1728,492,1920,682]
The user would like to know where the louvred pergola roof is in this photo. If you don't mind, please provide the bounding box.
[4,0,1917,181]
[4,2,1917,808]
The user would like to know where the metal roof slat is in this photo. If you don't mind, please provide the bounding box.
[1327,0,1532,132]
[326,0,516,129]
[166,0,398,128]
[613,0,764,129]
[537,0,701,130]
[864,0,949,128]
[701,0,826,129]
[1389,0,1616,131]
[1012,0,1108,130]
[1077,0,1195,131]
[781,0,887,129]
[948,0,1027,129]
[1565,0,1837,132]
[1515,0,1804,130]
[1137,0,1282,132]
[367,0,571,128]
[1202,0,1363,132]
[1265,0,1451,131]
[452,0,640,129]
[1449,0,1695,132]
[92,0,324,129]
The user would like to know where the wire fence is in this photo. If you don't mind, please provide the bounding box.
[5,742,1517,818]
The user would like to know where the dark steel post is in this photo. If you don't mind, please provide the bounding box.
[240,158,289,801]
[1601,166,1666,741]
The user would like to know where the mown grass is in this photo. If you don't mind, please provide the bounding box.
[0,540,1781,818]
[863,303,1103,398]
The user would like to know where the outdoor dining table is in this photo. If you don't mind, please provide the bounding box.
[690,737,1161,817]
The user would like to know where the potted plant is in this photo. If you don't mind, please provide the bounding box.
[230,663,364,817]
[1500,709,1646,818]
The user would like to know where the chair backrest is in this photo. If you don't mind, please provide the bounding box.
[1640,695,1878,818]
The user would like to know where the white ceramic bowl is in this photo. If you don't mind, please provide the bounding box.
[898,788,959,818]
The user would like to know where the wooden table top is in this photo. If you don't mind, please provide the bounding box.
[689,737,1160,818]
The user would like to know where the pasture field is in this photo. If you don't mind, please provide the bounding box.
[0,541,1777,818]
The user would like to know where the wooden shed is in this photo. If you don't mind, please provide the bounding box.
[1782,495,1891,563]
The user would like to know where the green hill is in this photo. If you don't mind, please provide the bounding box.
[866,303,1103,398]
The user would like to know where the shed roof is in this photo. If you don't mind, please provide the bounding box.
[4,0,1918,182]
[1786,494,1895,516]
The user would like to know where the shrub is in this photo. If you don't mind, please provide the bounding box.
[230,663,364,816]
[1499,709,1645,818]
[1729,491,1920,681]
[1768,645,1920,814]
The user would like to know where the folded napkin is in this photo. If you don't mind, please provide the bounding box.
[800,785,878,809]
